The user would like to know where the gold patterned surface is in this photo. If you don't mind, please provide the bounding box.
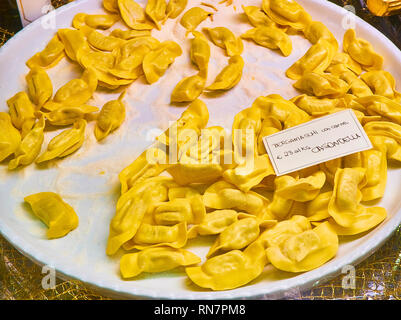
[0,0,401,300]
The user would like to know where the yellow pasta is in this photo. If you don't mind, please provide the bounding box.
[118,0,154,30]
[7,92,36,138]
[205,55,244,91]
[43,68,98,112]
[286,39,336,80]
[143,41,182,84]
[123,222,188,250]
[95,92,126,141]
[262,0,312,31]
[166,0,188,19]
[203,27,244,57]
[8,116,45,170]
[180,7,213,33]
[186,240,267,291]
[266,222,338,272]
[24,192,79,239]
[26,68,53,110]
[36,119,87,164]
[241,25,292,57]
[343,29,383,71]
[121,247,200,279]
[26,35,65,69]
[293,72,350,98]
[0,112,21,162]
[145,0,167,30]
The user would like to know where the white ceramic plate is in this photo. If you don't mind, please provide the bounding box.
[1,0,401,300]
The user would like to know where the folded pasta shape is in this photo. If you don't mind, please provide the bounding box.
[153,195,206,225]
[57,28,90,62]
[26,68,53,109]
[305,191,332,222]
[26,35,65,69]
[354,95,401,124]
[8,116,45,170]
[293,72,350,98]
[121,247,201,278]
[286,39,336,80]
[251,94,310,128]
[123,221,188,250]
[143,40,182,84]
[326,206,387,236]
[330,51,362,75]
[43,104,99,126]
[205,55,244,91]
[266,222,338,272]
[36,119,86,164]
[328,167,367,227]
[291,94,340,116]
[7,92,36,138]
[180,7,212,32]
[171,73,206,103]
[86,30,125,52]
[187,209,241,239]
[256,215,311,248]
[275,171,326,202]
[0,112,21,162]
[157,99,209,147]
[343,29,383,71]
[257,116,282,154]
[202,181,268,217]
[111,37,159,80]
[73,13,120,30]
[95,92,126,141]
[119,147,169,193]
[103,0,119,13]
[190,31,210,73]
[186,240,267,290]
[43,68,98,112]
[327,64,372,98]
[166,0,188,19]
[241,26,292,57]
[118,0,154,30]
[361,70,401,101]
[223,154,275,192]
[106,177,174,255]
[24,192,79,239]
[242,5,276,28]
[262,0,312,31]
[303,21,338,50]
[110,28,151,39]
[204,27,244,57]
[145,0,167,30]
[207,217,273,258]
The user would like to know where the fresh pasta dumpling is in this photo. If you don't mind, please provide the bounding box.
[293,72,350,98]
[286,39,336,80]
[121,247,201,278]
[262,0,312,31]
[343,29,383,71]
[186,240,267,290]
[265,222,338,272]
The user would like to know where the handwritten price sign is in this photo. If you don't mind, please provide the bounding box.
[263,109,372,176]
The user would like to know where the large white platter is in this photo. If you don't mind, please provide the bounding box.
[1,0,401,300]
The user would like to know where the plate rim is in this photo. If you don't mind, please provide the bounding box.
[1,0,401,300]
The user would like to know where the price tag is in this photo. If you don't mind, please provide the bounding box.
[262,109,373,176]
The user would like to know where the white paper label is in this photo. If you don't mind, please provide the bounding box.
[262,109,373,176]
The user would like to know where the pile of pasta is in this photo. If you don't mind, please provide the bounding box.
[105,0,401,291]
[1,0,401,291]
